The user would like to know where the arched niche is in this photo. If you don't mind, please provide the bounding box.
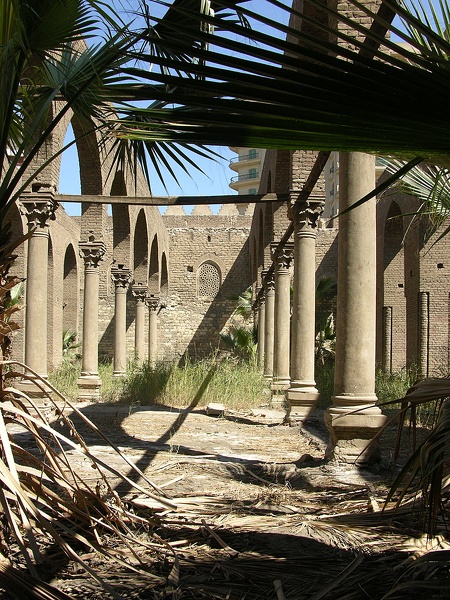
[148,236,159,296]
[196,260,222,299]
[134,209,148,284]
[63,244,79,337]
[160,253,169,297]
[382,201,406,372]
[112,204,131,266]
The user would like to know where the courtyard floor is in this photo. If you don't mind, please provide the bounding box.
[5,401,448,599]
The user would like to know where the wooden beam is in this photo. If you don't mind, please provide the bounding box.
[55,192,289,206]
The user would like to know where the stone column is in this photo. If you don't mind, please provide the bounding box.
[325,152,386,464]
[132,284,148,363]
[257,291,266,371]
[418,291,430,378]
[77,238,106,401]
[382,306,393,374]
[286,200,324,424]
[147,296,159,367]
[19,195,57,397]
[271,243,294,408]
[111,265,131,377]
[263,270,275,380]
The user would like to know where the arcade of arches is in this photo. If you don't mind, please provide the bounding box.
[8,141,450,464]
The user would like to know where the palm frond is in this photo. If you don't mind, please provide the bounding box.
[0,360,179,596]
[381,158,450,244]
[115,0,450,165]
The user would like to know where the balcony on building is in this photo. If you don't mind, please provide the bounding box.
[229,147,265,195]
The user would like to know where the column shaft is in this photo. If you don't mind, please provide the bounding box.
[147,298,159,367]
[24,230,49,376]
[257,296,266,371]
[19,195,57,398]
[77,240,105,401]
[271,243,293,408]
[325,152,386,463]
[418,291,430,378]
[263,272,275,379]
[287,201,323,423]
[112,267,131,377]
[132,285,148,363]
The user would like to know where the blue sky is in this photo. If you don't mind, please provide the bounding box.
[58,126,236,215]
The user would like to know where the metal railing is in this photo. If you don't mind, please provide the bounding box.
[229,152,260,164]
[230,172,260,183]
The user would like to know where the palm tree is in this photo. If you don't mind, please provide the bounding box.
[0,1,248,593]
[116,0,450,166]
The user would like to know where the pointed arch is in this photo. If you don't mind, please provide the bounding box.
[160,252,169,297]
[382,200,406,372]
[112,204,131,266]
[134,209,148,284]
[71,117,103,195]
[148,235,159,296]
[63,244,79,338]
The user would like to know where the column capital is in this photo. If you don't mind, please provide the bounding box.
[271,242,294,271]
[79,238,106,268]
[263,271,276,294]
[146,295,160,311]
[288,198,324,230]
[111,265,132,289]
[20,194,58,229]
[132,284,148,302]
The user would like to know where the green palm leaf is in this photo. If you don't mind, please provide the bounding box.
[116,0,450,165]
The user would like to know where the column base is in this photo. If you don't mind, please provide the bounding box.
[15,377,52,403]
[285,386,320,426]
[113,370,126,378]
[271,378,289,409]
[77,375,102,402]
[324,400,387,465]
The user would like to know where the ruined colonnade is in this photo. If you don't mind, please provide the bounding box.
[19,152,386,463]
[258,152,386,463]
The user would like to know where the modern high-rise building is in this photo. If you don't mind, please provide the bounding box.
[229,147,266,195]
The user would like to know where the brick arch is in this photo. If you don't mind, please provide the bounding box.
[160,252,169,297]
[148,235,159,296]
[112,204,131,267]
[133,209,148,284]
[381,200,407,372]
[63,243,79,339]
[71,116,104,195]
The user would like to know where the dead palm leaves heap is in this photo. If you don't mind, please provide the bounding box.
[0,356,449,599]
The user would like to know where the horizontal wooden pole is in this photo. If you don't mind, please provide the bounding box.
[55,192,289,206]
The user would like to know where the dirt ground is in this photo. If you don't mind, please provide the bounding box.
[5,401,442,600]
[54,402,390,499]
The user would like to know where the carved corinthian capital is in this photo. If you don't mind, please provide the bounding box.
[271,242,294,271]
[111,266,132,289]
[263,270,275,294]
[79,239,106,268]
[20,195,58,229]
[288,199,324,229]
[146,296,160,311]
[132,284,148,302]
